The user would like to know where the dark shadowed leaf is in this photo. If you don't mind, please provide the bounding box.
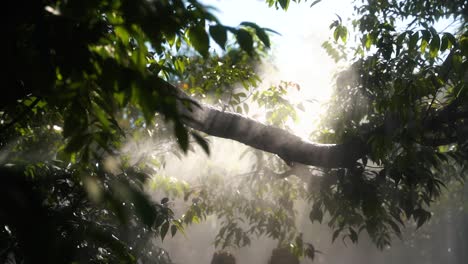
[240,22,271,48]
[161,221,170,241]
[309,205,323,223]
[332,228,342,242]
[209,25,227,49]
[128,183,157,227]
[188,24,210,57]
[310,0,322,8]
[191,131,210,155]
[279,0,290,10]
[236,29,254,54]
[175,122,189,152]
[171,224,178,237]
[349,228,358,243]
[305,243,315,260]
[429,34,440,58]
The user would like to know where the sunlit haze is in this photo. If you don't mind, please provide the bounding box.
[203,0,354,138]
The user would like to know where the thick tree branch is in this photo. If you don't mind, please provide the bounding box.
[158,77,467,168]
[161,81,367,168]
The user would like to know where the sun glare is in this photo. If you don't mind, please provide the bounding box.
[203,0,353,138]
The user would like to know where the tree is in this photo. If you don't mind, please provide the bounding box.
[1,0,467,263]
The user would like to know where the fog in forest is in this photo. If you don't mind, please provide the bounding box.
[141,137,467,264]
[3,0,467,263]
[121,1,468,263]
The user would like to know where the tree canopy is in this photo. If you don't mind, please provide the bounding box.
[2,0,467,263]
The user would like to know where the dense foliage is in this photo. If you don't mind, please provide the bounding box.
[1,0,467,263]
[315,0,467,248]
[3,0,273,262]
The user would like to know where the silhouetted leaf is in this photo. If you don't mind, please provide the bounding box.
[409,31,419,50]
[332,228,342,243]
[236,29,254,54]
[171,224,177,237]
[209,25,227,49]
[175,122,189,153]
[241,22,271,48]
[310,0,322,8]
[278,0,290,10]
[349,228,358,243]
[305,243,315,260]
[429,34,440,58]
[161,221,170,241]
[191,131,210,155]
[309,205,323,223]
[188,24,210,57]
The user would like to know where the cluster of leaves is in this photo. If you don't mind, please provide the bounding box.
[170,46,262,111]
[2,0,467,262]
[265,0,321,10]
[5,0,276,162]
[395,168,468,262]
[150,147,317,260]
[313,0,467,249]
[0,160,177,263]
[137,62,318,259]
[253,81,304,129]
[2,0,281,262]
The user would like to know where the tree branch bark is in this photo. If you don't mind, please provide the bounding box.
[162,81,367,168]
[160,79,467,168]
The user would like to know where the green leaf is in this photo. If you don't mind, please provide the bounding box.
[340,26,348,43]
[92,103,111,131]
[115,26,130,44]
[236,29,254,54]
[420,38,428,53]
[209,25,227,49]
[188,24,210,57]
[174,58,185,73]
[333,27,340,42]
[365,34,372,50]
